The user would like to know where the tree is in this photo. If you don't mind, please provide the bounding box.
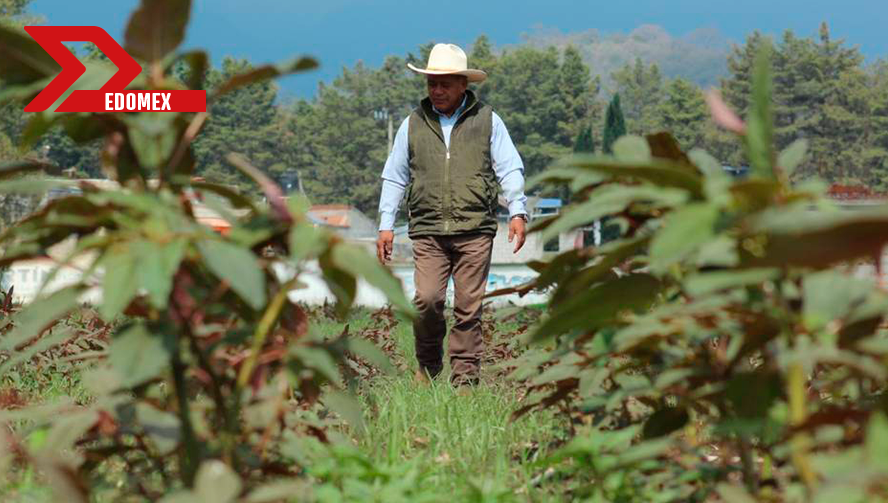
[722,31,769,118]
[469,35,498,104]
[602,93,626,154]
[611,58,664,135]
[803,23,869,182]
[558,45,600,146]
[193,57,284,193]
[658,77,707,150]
[869,60,888,189]
[483,46,570,177]
[573,125,595,153]
[283,60,415,216]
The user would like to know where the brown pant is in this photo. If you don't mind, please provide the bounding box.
[412,233,493,384]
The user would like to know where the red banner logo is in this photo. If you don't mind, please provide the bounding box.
[24,26,206,113]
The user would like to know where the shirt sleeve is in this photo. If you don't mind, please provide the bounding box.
[378,117,411,231]
[491,112,528,218]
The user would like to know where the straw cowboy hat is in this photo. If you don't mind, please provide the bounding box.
[407,43,487,83]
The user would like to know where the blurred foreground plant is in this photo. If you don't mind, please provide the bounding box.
[495,44,888,502]
[0,1,412,501]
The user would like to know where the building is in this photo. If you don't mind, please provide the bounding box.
[491,195,583,264]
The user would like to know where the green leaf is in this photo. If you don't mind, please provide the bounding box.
[198,239,267,310]
[0,160,54,180]
[195,460,242,503]
[291,346,342,384]
[725,372,782,419]
[324,391,364,431]
[211,57,319,100]
[802,271,873,332]
[614,437,671,466]
[527,164,606,192]
[642,407,689,439]
[649,203,720,270]
[100,248,139,320]
[136,403,180,455]
[124,0,192,63]
[0,177,73,195]
[865,412,888,472]
[777,139,808,178]
[646,132,695,168]
[109,324,172,387]
[158,493,194,503]
[135,239,187,309]
[192,182,258,212]
[744,209,888,269]
[331,243,413,315]
[539,185,686,242]
[532,274,662,341]
[0,286,81,353]
[125,113,180,170]
[0,24,62,84]
[565,157,705,198]
[319,251,357,318]
[245,481,312,503]
[347,338,395,374]
[613,135,652,163]
[745,43,775,178]
[716,483,757,503]
[172,50,208,90]
[288,221,328,261]
[684,268,780,296]
[550,236,650,302]
[40,410,98,454]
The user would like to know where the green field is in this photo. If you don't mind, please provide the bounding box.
[1,307,570,502]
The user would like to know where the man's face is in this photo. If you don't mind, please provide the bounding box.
[427,75,467,115]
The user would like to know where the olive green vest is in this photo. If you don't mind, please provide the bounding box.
[406,90,498,238]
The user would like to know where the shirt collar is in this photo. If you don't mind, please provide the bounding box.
[432,94,467,119]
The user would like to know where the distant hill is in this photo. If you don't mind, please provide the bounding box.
[515,24,731,91]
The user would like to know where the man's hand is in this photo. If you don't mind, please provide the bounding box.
[508,216,527,253]
[376,230,394,264]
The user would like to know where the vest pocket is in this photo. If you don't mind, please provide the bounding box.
[456,176,490,220]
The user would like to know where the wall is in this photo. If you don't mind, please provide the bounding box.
[276,261,547,308]
[2,259,546,308]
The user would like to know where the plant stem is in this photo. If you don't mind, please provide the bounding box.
[171,345,201,487]
[236,280,295,388]
[738,437,757,494]
[188,334,242,472]
[787,361,817,490]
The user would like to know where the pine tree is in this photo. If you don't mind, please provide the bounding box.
[658,78,708,150]
[722,31,769,117]
[483,46,570,177]
[611,58,664,135]
[573,125,595,153]
[558,45,598,146]
[194,57,283,193]
[603,94,626,154]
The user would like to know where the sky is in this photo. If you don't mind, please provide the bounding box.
[30,0,888,99]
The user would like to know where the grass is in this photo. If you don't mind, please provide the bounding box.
[315,309,568,502]
[0,307,568,502]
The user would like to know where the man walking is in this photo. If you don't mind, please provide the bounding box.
[376,43,528,387]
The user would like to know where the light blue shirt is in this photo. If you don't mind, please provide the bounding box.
[378,95,528,231]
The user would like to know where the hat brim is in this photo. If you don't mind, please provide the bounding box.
[407,63,487,83]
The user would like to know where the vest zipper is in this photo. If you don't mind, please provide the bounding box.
[444,147,451,232]
[420,95,478,235]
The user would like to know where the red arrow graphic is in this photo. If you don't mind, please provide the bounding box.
[23,26,143,113]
